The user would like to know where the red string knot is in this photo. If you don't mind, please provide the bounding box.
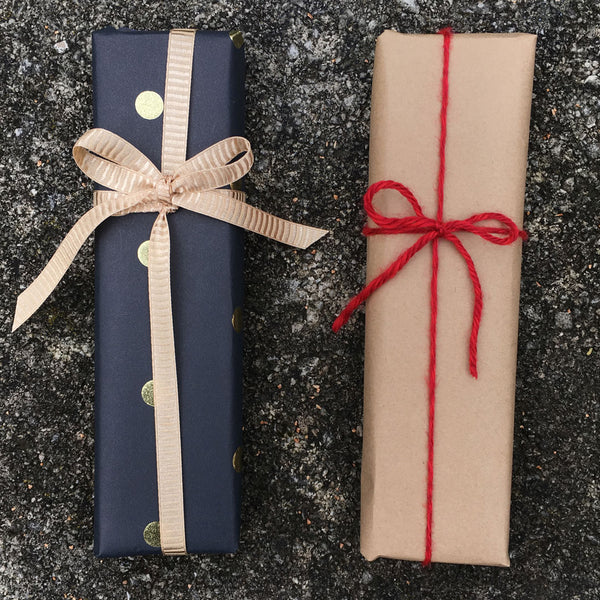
[333,179,527,377]
[433,221,449,237]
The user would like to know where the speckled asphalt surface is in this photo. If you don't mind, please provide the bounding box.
[0,1,599,598]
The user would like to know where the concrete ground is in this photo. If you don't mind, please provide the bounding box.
[0,0,598,598]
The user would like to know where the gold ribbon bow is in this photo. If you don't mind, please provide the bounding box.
[13,129,327,331]
[13,29,327,555]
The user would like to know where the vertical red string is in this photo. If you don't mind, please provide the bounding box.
[423,27,452,567]
[436,29,452,222]
[424,237,439,566]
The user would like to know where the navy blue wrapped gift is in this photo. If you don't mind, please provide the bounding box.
[93,28,246,557]
[12,27,326,559]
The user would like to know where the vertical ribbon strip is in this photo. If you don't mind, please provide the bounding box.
[332,28,526,565]
[148,27,195,557]
[13,30,328,555]
[149,208,186,554]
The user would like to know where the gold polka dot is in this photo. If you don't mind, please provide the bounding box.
[141,380,154,406]
[231,307,243,333]
[232,446,243,472]
[135,90,164,120]
[229,30,244,49]
[143,521,161,547]
[137,240,150,266]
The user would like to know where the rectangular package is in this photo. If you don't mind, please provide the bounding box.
[361,31,536,566]
[93,28,245,557]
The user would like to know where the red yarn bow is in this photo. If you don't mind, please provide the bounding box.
[332,28,526,566]
[332,179,526,378]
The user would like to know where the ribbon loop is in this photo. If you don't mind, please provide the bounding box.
[173,136,253,190]
[363,179,426,227]
[452,213,526,245]
[73,128,160,193]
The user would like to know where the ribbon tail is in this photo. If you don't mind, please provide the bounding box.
[332,231,437,332]
[148,210,187,555]
[12,195,143,332]
[445,233,482,378]
[175,190,328,249]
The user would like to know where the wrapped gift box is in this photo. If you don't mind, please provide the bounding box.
[92,28,245,557]
[357,31,536,566]
[13,26,326,559]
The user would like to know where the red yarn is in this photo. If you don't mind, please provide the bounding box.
[332,28,526,566]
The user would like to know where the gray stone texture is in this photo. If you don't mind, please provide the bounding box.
[0,0,598,598]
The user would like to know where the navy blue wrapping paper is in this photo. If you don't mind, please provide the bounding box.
[93,28,245,557]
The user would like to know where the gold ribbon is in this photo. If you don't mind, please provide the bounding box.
[12,29,327,555]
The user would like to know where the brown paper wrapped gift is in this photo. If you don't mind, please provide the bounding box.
[337,31,536,566]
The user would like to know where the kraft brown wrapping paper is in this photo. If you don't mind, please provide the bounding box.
[361,31,536,566]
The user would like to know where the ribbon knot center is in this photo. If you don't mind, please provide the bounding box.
[433,221,449,237]
[153,176,176,209]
